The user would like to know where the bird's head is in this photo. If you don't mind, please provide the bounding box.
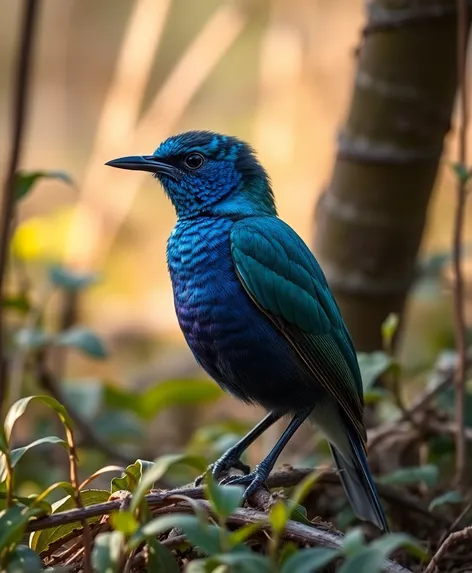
[106,130,276,219]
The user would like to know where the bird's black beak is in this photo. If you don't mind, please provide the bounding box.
[105,155,179,179]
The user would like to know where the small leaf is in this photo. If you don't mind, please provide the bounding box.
[207,553,271,573]
[55,327,108,359]
[2,294,31,314]
[14,328,50,350]
[0,436,67,482]
[48,265,97,291]
[130,454,206,512]
[269,501,288,534]
[111,459,153,493]
[6,545,42,573]
[5,395,73,441]
[92,531,124,573]
[14,170,73,202]
[381,313,399,350]
[339,534,427,573]
[104,379,222,420]
[0,506,30,550]
[62,380,103,422]
[379,465,439,488]
[281,547,340,573]
[357,352,396,390]
[451,161,471,184]
[290,470,320,507]
[110,511,139,536]
[138,514,222,555]
[342,528,365,556]
[370,533,427,560]
[228,522,263,546]
[429,490,464,511]
[30,489,110,553]
[146,537,180,573]
[205,474,243,518]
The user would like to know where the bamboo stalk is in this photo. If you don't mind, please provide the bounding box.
[315,0,472,350]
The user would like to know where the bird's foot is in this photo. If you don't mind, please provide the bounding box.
[194,452,250,486]
[219,465,269,502]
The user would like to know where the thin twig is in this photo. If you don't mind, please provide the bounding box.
[26,466,433,533]
[0,0,40,411]
[423,526,472,573]
[368,348,472,448]
[453,0,470,493]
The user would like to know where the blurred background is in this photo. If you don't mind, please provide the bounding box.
[1,0,472,522]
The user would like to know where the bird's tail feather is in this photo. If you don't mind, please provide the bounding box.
[330,434,389,532]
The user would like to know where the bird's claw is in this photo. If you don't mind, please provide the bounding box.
[219,467,269,502]
[194,456,250,487]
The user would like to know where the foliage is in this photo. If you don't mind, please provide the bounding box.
[0,404,427,571]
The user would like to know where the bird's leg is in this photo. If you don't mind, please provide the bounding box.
[195,411,282,486]
[220,409,311,501]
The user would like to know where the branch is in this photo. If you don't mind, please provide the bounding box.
[453,0,469,493]
[423,526,472,573]
[29,471,412,573]
[368,348,472,448]
[0,0,40,410]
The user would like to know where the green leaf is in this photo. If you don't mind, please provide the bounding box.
[2,294,31,314]
[91,531,124,573]
[379,465,438,488]
[0,506,30,551]
[104,379,222,420]
[14,328,50,350]
[381,313,399,350]
[206,553,271,573]
[30,489,110,553]
[281,547,339,573]
[451,161,471,184]
[205,474,243,518]
[110,511,139,536]
[370,533,427,560]
[14,170,73,202]
[429,490,464,511]
[269,501,288,534]
[339,534,427,573]
[146,537,180,573]
[48,265,97,291]
[357,352,397,390]
[5,395,74,441]
[0,493,51,516]
[228,522,263,546]
[130,454,206,512]
[289,469,320,507]
[6,545,42,573]
[0,436,67,482]
[111,459,153,493]
[55,327,108,359]
[138,514,222,555]
[62,380,103,422]
[342,528,365,556]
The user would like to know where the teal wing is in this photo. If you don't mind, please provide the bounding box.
[230,216,366,444]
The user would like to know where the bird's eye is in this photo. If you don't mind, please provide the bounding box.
[184,152,205,170]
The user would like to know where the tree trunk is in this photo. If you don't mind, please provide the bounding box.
[314,0,471,351]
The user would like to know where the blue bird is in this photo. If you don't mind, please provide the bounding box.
[106,130,389,531]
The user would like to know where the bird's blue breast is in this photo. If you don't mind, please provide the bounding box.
[166,216,317,411]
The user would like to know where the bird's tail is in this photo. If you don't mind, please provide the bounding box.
[329,433,389,532]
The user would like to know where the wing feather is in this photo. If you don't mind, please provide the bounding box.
[231,217,367,444]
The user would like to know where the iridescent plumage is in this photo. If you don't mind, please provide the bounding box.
[106,130,389,531]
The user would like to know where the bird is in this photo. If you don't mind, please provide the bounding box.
[106,130,389,532]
